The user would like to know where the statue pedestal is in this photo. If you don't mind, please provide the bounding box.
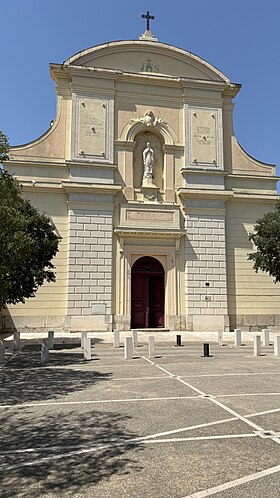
[141,178,159,202]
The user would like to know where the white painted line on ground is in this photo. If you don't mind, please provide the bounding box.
[217,392,280,398]
[0,445,91,455]
[209,397,265,432]
[0,416,238,457]
[4,364,143,371]
[142,356,155,366]
[0,441,128,471]
[176,377,211,396]
[246,407,280,418]
[142,434,257,444]
[107,375,170,382]
[179,372,280,379]
[90,364,143,368]
[6,375,171,385]
[1,349,22,366]
[141,355,280,444]
[0,432,262,472]
[132,417,237,442]
[0,432,256,457]
[182,463,280,498]
[88,355,141,360]
[0,395,199,410]
[143,356,206,396]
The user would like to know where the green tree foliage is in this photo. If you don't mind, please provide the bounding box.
[0,170,61,308]
[0,131,10,162]
[248,203,280,283]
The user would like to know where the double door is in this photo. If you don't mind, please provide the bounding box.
[131,271,164,329]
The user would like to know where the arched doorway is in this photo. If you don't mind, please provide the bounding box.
[131,256,165,329]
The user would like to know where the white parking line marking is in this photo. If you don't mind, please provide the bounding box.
[217,392,280,398]
[182,463,280,497]
[0,441,130,471]
[137,417,237,441]
[246,407,280,418]
[0,432,256,457]
[141,356,280,446]
[0,417,239,456]
[180,372,280,378]
[143,434,257,443]
[0,395,199,410]
[0,433,260,472]
[143,357,206,395]
[107,375,170,381]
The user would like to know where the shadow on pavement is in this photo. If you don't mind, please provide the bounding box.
[0,362,111,405]
[2,345,103,369]
[0,409,143,497]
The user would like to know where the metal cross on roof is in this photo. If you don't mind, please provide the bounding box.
[141,11,155,31]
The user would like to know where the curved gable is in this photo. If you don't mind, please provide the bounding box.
[64,40,230,82]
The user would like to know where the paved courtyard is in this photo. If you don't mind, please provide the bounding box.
[0,333,279,497]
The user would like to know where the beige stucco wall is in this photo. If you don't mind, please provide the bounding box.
[3,189,68,330]
[226,201,280,330]
[9,96,69,162]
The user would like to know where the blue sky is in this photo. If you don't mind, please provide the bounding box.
[1,0,280,175]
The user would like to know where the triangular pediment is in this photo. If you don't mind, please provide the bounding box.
[64,40,230,82]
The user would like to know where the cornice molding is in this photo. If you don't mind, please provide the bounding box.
[21,183,63,194]
[181,168,227,176]
[66,160,117,170]
[178,187,279,203]
[178,188,233,201]
[227,173,279,181]
[6,159,67,168]
[230,193,279,202]
[114,227,185,239]
[61,181,121,195]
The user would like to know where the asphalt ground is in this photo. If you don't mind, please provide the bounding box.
[0,335,279,497]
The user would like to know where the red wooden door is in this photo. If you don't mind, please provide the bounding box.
[131,273,148,328]
[149,275,164,327]
[131,257,164,329]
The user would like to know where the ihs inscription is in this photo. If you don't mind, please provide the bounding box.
[194,126,214,146]
[141,58,159,73]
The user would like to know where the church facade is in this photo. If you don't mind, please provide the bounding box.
[3,28,280,333]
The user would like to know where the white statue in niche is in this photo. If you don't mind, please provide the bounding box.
[142,142,154,179]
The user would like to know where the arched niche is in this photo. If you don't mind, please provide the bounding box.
[121,119,178,145]
[133,131,164,189]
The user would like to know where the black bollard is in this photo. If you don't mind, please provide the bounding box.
[176,335,182,347]
[202,343,210,357]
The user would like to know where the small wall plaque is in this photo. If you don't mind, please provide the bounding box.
[91,303,106,315]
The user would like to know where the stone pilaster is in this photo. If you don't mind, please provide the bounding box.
[65,189,118,331]
[185,200,229,332]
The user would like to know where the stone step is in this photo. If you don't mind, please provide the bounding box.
[131,328,169,333]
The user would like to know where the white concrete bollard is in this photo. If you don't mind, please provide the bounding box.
[124,337,133,360]
[262,328,270,347]
[41,338,49,364]
[0,339,5,364]
[234,329,241,347]
[13,331,20,352]
[148,336,155,358]
[48,331,54,349]
[254,335,261,356]
[83,337,92,360]
[218,332,223,346]
[274,336,280,357]
[81,331,88,349]
[132,330,138,347]
[113,330,120,348]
